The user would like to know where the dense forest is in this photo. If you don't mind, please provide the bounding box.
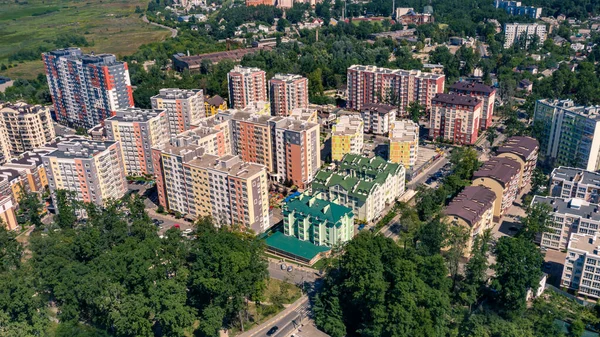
[0,193,269,336]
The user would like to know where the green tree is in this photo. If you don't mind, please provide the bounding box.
[408,101,425,123]
[54,189,78,229]
[0,224,22,272]
[569,318,585,337]
[516,202,552,242]
[486,128,497,146]
[18,186,43,228]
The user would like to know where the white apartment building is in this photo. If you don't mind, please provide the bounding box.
[360,103,397,135]
[532,196,600,251]
[504,23,547,48]
[562,234,600,300]
[150,88,205,136]
[551,167,600,203]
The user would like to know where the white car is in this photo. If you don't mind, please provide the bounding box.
[183,228,193,234]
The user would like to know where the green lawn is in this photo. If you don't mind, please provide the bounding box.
[0,0,171,79]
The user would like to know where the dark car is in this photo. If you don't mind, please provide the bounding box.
[267,326,279,336]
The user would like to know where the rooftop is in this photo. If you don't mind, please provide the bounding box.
[173,47,271,66]
[450,81,496,94]
[229,65,265,75]
[568,233,600,255]
[473,156,520,186]
[270,73,306,82]
[44,140,118,159]
[0,102,50,116]
[537,99,600,119]
[284,194,353,225]
[152,88,202,100]
[432,93,482,107]
[389,120,419,142]
[551,166,600,186]
[332,115,363,136]
[533,196,600,222]
[348,64,444,80]
[360,103,397,114]
[265,231,330,261]
[445,186,497,226]
[187,154,265,178]
[496,136,539,161]
[106,107,164,123]
[206,95,225,106]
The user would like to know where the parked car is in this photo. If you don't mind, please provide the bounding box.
[280,263,287,270]
[358,224,366,231]
[173,224,180,229]
[267,326,279,336]
[183,228,193,234]
[287,266,293,272]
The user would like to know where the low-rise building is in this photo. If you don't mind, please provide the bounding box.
[429,93,482,145]
[551,167,600,203]
[331,115,364,161]
[282,193,354,247]
[360,103,397,135]
[311,154,405,223]
[205,95,227,116]
[105,107,168,176]
[533,196,600,251]
[42,140,128,206]
[472,156,521,220]
[562,233,600,299]
[496,136,539,190]
[388,120,419,168]
[444,186,496,255]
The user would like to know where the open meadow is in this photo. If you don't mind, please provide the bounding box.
[0,0,171,79]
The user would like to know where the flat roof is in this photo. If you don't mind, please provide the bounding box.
[551,166,600,187]
[450,81,495,94]
[432,93,481,107]
[533,196,600,222]
[265,231,330,261]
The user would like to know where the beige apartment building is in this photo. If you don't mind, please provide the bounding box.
[42,140,128,206]
[472,156,521,220]
[331,115,364,161]
[389,120,419,168]
[150,88,205,136]
[105,107,168,176]
[0,102,55,155]
[269,74,309,116]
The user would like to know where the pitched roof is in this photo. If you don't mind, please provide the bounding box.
[473,156,521,186]
[284,194,353,225]
[496,136,539,161]
[445,186,496,226]
[207,95,225,106]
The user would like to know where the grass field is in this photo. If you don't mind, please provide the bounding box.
[0,0,171,79]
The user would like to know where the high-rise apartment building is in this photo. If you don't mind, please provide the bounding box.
[533,99,600,171]
[42,48,134,128]
[389,120,419,168]
[0,103,55,155]
[105,108,168,176]
[429,93,482,145]
[533,196,600,251]
[449,82,497,130]
[152,139,270,232]
[270,116,320,189]
[269,74,309,116]
[494,0,542,19]
[360,103,397,135]
[551,167,600,203]
[227,66,267,109]
[331,115,364,161]
[561,233,600,299]
[228,112,275,173]
[42,140,128,206]
[346,65,445,113]
[503,23,547,48]
[283,193,354,247]
[150,88,205,136]
[496,136,539,189]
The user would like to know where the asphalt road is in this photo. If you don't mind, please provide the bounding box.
[407,156,449,189]
[143,15,178,38]
[256,300,310,337]
[268,261,319,285]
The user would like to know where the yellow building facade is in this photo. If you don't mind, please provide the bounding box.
[388,120,419,168]
[331,115,364,161]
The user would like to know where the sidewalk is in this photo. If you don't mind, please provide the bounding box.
[236,295,309,337]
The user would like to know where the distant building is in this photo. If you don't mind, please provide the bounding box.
[533,196,600,251]
[0,103,55,155]
[550,167,600,203]
[388,120,419,168]
[227,66,267,109]
[311,154,405,223]
[449,81,497,130]
[496,136,539,190]
[331,115,364,161]
[472,156,521,220]
[494,0,542,19]
[269,74,309,117]
[504,23,547,48]
[205,95,227,116]
[246,0,273,6]
[562,233,600,299]
[346,65,445,114]
[282,193,354,247]
[42,140,128,207]
[444,186,496,255]
[429,93,482,145]
[360,103,397,135]
[42,48,134,128]
[396,8,434,26]
[172,47,272,71]
[519,79,533,93]
[150,88,205,137]
[533,99,600,171]
[105,108,168,176]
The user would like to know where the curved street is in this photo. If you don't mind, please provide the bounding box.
[143,15,178,38]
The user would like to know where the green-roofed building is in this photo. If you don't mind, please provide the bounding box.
[311,154,405,223]
[283,193,354,247]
